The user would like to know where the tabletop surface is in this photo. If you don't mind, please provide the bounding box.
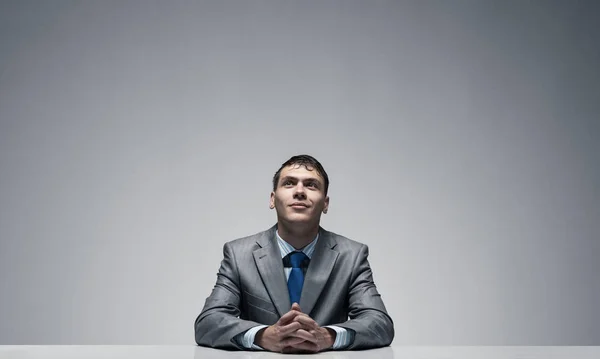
[0,346,598,359]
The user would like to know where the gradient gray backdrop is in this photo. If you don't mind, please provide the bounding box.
[1,0,599,345]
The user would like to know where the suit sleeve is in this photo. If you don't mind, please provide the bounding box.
[194,242,263,349]
[335,244,395,349]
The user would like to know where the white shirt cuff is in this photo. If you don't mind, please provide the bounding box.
[325,325,352,349]
[242,325,268,350]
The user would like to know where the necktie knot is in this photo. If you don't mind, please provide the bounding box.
[289,252,308,268]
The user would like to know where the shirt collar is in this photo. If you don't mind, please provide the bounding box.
[276,230,319,260]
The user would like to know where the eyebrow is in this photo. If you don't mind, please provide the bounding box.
[280,176,322,186]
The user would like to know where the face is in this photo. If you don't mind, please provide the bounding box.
[270,165,329,226]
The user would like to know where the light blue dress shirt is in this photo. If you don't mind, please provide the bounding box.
[237,231,352,350]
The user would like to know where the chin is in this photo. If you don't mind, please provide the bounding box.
[283,215,314,224]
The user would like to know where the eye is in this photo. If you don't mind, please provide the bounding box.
[306,182,318,188]
[282,180,294,186]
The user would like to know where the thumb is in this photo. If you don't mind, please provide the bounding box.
[291,302,302,312]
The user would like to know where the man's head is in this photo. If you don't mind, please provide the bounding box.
[270,155,330,227]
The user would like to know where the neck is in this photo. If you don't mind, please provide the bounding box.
[277,221,319,250]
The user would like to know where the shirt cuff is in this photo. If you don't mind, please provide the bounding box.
[325,325,352,349]
[241,325,268,350]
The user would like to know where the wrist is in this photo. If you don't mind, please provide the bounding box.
[254,327,268,347]
[324,327,336,349]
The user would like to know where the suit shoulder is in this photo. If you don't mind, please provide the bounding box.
[324,229,367,251]
[224,226,275,249]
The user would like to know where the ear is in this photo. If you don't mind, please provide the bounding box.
[323,195,329,214]
[269,192,275,209]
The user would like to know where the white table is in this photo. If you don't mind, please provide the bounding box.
[1,346,599,359]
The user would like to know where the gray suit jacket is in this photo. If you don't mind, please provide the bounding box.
[194,226,394,350]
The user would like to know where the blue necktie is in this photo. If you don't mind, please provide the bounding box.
[287,252,308,305]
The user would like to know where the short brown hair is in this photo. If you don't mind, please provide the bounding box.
[272,155,329,194]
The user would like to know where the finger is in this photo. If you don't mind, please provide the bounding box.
[288,329,318,343]
[293,314,319,330]
[277,321,302,336]
[287,340,319,352]
[289,310,311,321]
[291,316,316,332]
[281,336,305,347]
[291,302,302,312]
[276,309,302,325]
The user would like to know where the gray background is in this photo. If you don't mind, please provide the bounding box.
[0,0,598,345]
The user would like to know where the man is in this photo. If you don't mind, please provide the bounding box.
[194,155,394,353]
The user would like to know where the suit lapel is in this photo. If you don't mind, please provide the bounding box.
[300,228,339,316]
[252,227,291,316]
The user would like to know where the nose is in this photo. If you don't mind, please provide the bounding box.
[293,183,306,199]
